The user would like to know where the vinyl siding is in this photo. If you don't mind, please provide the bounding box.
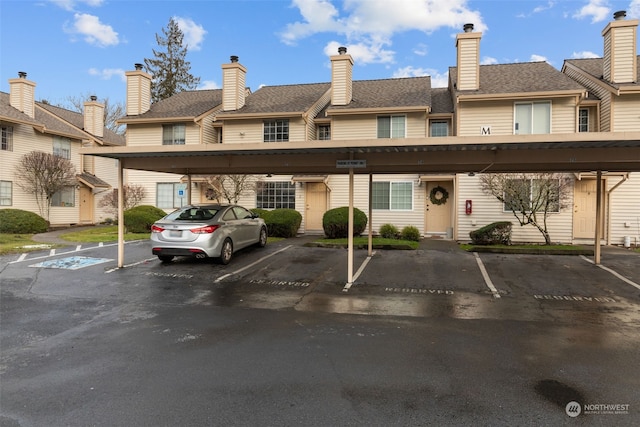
[612,94,640,131]
[331,112,426,140]
[608,172,640,245]
[455,174,574,244]
[563,66,612,131]
[92,155,119,222]
[222,117,306,144]
[126,122,200,146]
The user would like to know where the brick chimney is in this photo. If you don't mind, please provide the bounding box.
[84,95,104,138]
[9,71,36,118]
[125,63,151,115]
[456,23,482,91]
[602,11,638,84]
[330,46,353,106]
[222,55,247,111]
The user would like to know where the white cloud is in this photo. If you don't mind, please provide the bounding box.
[282,0,486,64]
[392,66,449,87]
[481,56,498,65]
[629,0,640,18]
[413,43,428,56]
[573,0,611,23]
[530,54,548,62]
[323,39,395,64]
[571,50,600,58]
[67,13,119,47]
[88,67,126,81]
[199,80,220,90]
[50,0,104,12]
[174,17,207,51]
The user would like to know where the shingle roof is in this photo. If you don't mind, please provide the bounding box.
[564,56,640,89]
[0,92,42,127]
[77,172,111,188]
[329,77,431,111]
[37,102,125,146]
[125,89,223,120]
[430,88,454,114]
[450,62,586,95]
[223,83,331,115]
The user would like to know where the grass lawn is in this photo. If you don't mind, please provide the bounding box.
[311,236,420,250]
[59,226,149,243]
[0,234,61,255]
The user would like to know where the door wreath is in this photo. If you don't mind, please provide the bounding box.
[429,185,449,205]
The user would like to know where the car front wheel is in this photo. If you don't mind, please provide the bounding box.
[257,227,267,247]
[218,238,233,265]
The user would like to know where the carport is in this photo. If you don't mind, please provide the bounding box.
[82,131,640,284]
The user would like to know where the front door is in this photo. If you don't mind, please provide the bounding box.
[425,181,453,236]
[573,179,601,239]
[305,182,327,232]
[79,186,93,224]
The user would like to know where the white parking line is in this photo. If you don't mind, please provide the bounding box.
[473,252,501,299]
[343,251,376,292]
[105,257,157,273]
[9,240,147,264]
[214,245,293,283]
[580,255,640,290]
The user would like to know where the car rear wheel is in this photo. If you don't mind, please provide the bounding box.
[257,227,267,247]
[218,238,233,265]
[158,255,174,262]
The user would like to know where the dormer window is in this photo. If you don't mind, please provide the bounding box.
[377,115,406,138]
[163,124,186,145]
[264,119,289,142]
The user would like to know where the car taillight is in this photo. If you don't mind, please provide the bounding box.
[151,225,165,233]
[190,225,219,234]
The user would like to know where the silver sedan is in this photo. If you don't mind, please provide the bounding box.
[151,204,267,264]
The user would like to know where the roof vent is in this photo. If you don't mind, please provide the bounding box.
[230,55,239,63]
[18,71,27,78]
[134,63,143,70]
[613,10,626,20]
[338,46,347,55]
[463,23,474,32]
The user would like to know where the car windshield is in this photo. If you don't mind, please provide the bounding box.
[165,207,219,221]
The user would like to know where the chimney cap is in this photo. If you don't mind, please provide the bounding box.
[134,63,144,70]
[230,55,239,63]
[90,95,98,101]
[463,23,474,32]
[613,10,626,20]
[18,71,27,78]
[338,46,347,55]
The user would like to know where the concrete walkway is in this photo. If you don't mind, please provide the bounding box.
[31,225,104,245]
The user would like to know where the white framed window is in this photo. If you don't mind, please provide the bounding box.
[0,180,12,206]
[503,178,560,213]
[578,108,589,132]
[256,181,295,209]
[1,125,13,151]
[51,186,75,207]
[163,124,186,145]
[377,115,406,138]
[53,136,71,159]
[318,125,331,140]
[514,102,551,134]
[430,121,449,137]
[157,183,188,209]
[264,120,289,142]
[372,181,413,210]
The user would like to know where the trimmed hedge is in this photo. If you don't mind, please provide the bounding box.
[0,209,48,234]
[262,208,301,238]
[379,223,399,239]
[401,225,421,242]
[469,221,513,245]
[323,206,368,239]
[124,205,167,233]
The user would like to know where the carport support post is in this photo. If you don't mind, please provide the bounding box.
[594,170,603,265]
[117,160,124,268]
[368,173,373,256]
[347,165,354,287]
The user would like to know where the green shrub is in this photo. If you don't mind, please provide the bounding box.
[401,225,421,242]
[0,209,48,234]
[379,223,399,239]
[250,208,270,220]
[124,205,167,233]
[322,206,367,239]
[469,221,512,245]
[264,209,301,238]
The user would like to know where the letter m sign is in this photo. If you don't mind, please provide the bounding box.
[481,125,491,136]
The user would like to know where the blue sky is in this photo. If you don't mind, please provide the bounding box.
[1,0,639,108]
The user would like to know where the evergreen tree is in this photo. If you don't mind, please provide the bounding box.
[144,18,200,103]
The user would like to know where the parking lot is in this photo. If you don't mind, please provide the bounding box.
[2,236,639,425]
